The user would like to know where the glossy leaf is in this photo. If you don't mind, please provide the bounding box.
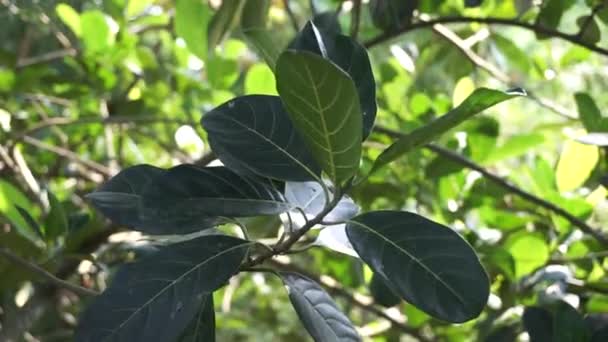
[75,235,249,342]
[289,21,377,139]
[369,0,417,31]
[140,165,290,224]
[370,273,400,307]
[86,164,170,233]
[523,306,553,342]
[370,88,525,175]
[280,272,360,342]
[276,50,362,184]
[179,295,215,342]
[202,95,321,181]
[175,0,210,61]
[346,210,489,322]
[284,181,358,222]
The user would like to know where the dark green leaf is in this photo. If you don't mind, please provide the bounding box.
[280,272,360,342]
[15,206,44,241]
[370,88,525,175]
[202,95,321,181]
[370,273,400,307]
[346,211,489,323]
[576,16,601,45]
[285,181,358,222]
[276,51,362,184]
[179,295,215,342]
[523,306,553,342]
[240,0,270,30]
[242,28,284,71]
[535,0,574,32]
[86,164,171,233]
[289,21,377,139]
[140,165,290,224]
[552,301,591,342]
[207,0,246,52]
[369,0,418,31]
[574,93,608,132]
[175,0,211,61]
[44,191,68,241]
[75,235,249,342]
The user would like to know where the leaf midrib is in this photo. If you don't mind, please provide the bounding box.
[104,242,251,340]
[347,220,468,308]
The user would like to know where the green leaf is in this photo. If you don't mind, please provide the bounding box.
[80,11,113,54]
[75,235,249,342]
[206,56,239,89]
[175,0,211,61]
[523,306,553,342]
[242,28,283,71]
[285,181,358,222]
[207,0,246,53]
[505,233,549,278]
[15,206,44,241]
[576,16,601,45]
[179,295,215,342]
[240,0,270,30]
[55,3,81,36]
[244,64,277,95]
[289,20,377,139]
[369,0,417,31]
[575,93,608,132]
[202,95,321,181]
[483,133,545,164]
[0,180,37,241]
[370,88,525,175]
[370,273,400,307]
[346,211,489,323]
[276,50,363,184]
[280,272,360,342]
[140,165,290,220]
[556,139,599,192]
[86,164,172,233]
[552,301,591,342]
[43,191,68,241]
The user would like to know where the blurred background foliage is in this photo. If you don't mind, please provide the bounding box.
[1,0,608,341]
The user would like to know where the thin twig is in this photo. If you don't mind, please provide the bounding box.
[283,0,300,31]
[374,126,608,246]
[22,136,112,177]
[350,0,362,39]
[364,16,608,57]
[0,248,99,297]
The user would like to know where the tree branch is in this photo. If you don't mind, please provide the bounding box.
[364,16,608,57]
[0,248,99,297]
[374,126,608,246]
[350,0,362,39]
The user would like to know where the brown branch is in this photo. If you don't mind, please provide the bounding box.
[350,0,362,39]
[0,248,99,297]
[364,16,608,57]
[374,126,608,246]
[21,136,112,177]
[268,258,432,342]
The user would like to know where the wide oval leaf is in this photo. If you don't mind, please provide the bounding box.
[87,164,168,231]
[178,295,215,342]
[289,20,376,139]
[346,210,489,323]
[202,95,321,181]
[276,50,362,184]
[75,235,249,342]
[280,272,360,342]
